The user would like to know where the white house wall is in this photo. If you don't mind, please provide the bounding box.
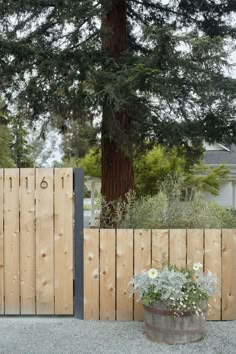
[203,142,228,151]
[203,181,236,208]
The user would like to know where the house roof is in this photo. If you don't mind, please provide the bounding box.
[204,144,236,165]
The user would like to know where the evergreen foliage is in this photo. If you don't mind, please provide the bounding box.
[0,125,14,167]
[0,99,33,167]
[135,146,229,196]
[69,145,229,197]
[0,99,14,167]
[10,114,34,167]
[60,149,101,177]
[62,120,98,159]
[1,1,236,201]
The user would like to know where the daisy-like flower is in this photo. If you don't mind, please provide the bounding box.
[148,268,158,279]
[193,262,203,271]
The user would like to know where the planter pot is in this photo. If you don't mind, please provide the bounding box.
[143,300,208,344]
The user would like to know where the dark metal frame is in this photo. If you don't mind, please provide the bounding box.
[73,168,84,319]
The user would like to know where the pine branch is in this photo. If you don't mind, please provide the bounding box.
[126,4,149,27]
[129,0,202,26]
[38,1,56,7]
[13,11,42,33]
[68,30,100,51]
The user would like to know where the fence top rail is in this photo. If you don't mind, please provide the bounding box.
[84,228,236,231]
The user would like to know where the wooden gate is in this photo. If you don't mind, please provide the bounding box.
[0,168,74,315]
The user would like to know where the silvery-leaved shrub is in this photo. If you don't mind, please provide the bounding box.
[98,175,236,228]
[129,263,218,315]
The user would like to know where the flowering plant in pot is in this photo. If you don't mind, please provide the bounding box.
[130,263,218,344]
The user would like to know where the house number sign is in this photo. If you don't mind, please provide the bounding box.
[40,177,48,189]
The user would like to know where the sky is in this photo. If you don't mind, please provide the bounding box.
[35,128,63,167]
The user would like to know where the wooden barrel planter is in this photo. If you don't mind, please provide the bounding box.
[143,300,208,344]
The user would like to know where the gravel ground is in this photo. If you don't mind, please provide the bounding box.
[0,318,235,354]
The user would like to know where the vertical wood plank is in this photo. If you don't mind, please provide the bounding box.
[100,229,116,320]
[222,229,236,320]
[187,229,204,268]
[152,229,168,268]
[84,229,99,320]
[4,169,20,314]
[20,168,36,314]
[35,168,54,315]
[205,229,221,320]
[0,169,3,314]
[134,229,151,321]
[116,229,134,321]
[54,168,73,315]
[169,229,186,268]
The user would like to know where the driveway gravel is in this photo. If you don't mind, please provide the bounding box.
[0,318,235,354]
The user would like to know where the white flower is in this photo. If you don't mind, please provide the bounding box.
[148,268,158,279]
[193,262,203,271]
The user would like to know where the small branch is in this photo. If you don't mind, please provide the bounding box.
[129,0,202,26]
[68,30,100,51]
[39,1,56,7]
[126,4,149,27]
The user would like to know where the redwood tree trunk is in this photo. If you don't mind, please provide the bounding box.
[101,0,134,205]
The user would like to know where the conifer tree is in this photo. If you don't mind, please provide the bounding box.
[10,114,34,167]
[0,99,14,167]
[0,1,236,207]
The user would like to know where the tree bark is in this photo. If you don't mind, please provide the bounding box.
[101,0,134,206]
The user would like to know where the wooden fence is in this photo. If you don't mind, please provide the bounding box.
[0,168,73,315]
[1,169,236,321]
[84,229,236,321]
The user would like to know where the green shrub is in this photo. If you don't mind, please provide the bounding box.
[100,176,236,229]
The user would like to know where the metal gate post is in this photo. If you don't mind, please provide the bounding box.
[73,168,84,319]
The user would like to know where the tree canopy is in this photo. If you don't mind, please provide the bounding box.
[0,99,33,167]
[0,99,13,167]
[10,114,34,167]
[1,1,236,206]
[70,145,229,197]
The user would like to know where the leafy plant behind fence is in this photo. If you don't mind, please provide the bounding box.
[99,175,236,229]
